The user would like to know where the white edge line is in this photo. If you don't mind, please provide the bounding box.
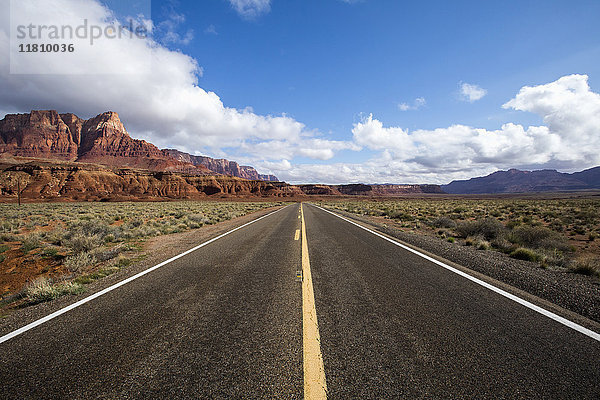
[311,204,600,342]
[0,205,290,345]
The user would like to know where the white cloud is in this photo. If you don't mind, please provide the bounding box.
[204,24,218,35]
[273,159,500,185]
[1,1,599,185]
[460,82,487,102]
[228,0,271,20]
[398,97,426,111]
[291,74,598,184]
[157,11,194,46]
[351,114,567,178]
[502,74,600,143]
[0,0,353,169]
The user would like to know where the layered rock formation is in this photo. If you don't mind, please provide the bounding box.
[0,156,448,201]
[165,149,278,181]
[0,110,277,180]
[298,183,444,196]
[0,110,80,160]
[0,158,301,201]
[0,110,210,174]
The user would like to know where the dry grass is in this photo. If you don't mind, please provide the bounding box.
[570,256,600,277]
[0,201,284,304]
[24,276,85,304]
[319,197,599,275]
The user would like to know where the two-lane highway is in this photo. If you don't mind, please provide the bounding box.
[1,203,599,399]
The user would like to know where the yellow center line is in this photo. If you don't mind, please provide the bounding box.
[301,203,328,399]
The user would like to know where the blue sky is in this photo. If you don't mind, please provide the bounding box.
[2,0,600,183]
[167,0,600,128]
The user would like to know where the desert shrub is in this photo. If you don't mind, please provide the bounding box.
[187,213,209,226]
[45,228,68,246]
[570,257,600,277]
[128,219,143,228]
[21,234,41,253]
[186,213,210,228]
[64,252,97,274]
[509,225,569,251]
[0,254,4,263]
[505,220,521,230]
[42,247,59,258]
[67,219,110,237]
[0,244,8,253]
[447,237,455,243]
[476,239,490,250]
[387,210,415,221]
[490,237,513,252]
[431,216,456,229]
[90,246,123,262]
[112,255,132,268]
[509,247,541,262]
[25,277,84,304]
[455,218,505,240]
[24,277,56,303]
[65,233,101,254]
[0,233,18,242]
[538,249,568,268]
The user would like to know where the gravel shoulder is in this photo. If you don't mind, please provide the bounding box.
[321,206,600,327]
[0,204,287,337]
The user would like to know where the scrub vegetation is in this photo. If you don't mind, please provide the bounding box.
[0,201,283,305]
[319,198,600,277]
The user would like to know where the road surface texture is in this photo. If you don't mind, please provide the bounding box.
[1,203,599,399]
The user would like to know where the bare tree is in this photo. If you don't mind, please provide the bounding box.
[17,177,22,206]
[10,173,27,206]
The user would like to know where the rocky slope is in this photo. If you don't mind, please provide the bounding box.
[337,184,444,195]
[0,110,80,160]
[0,158,300,201]
[298,183,443,196]
[0,110,279,179]
[165,149,278,181]
[443,168,600,194]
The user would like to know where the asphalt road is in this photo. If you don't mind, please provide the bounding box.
[1,203,599,399]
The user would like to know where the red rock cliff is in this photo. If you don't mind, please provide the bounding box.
[164,149,278,181]
[0,110,210,174]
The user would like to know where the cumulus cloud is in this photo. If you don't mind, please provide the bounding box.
[398,97,426,111]
[310,74,598,184]
[502,74,600,145]
[265,74,600,185]
[156,10,194,46]
[0,0,352,169]
[460,82,487,102]
[228,0,271,20]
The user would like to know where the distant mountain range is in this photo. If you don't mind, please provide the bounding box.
[442,167,600,194]
[0,110,277,181]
